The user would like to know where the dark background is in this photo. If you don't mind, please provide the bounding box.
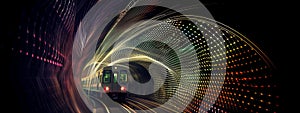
[201,0,289,112]
[1,0,289,112]
[216,0,289,110]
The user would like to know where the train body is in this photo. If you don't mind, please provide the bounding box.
[101,66,128,100]
[81,66,129,100]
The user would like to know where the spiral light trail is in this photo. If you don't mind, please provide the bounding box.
[8,0,279,112]
[79,4,278,113]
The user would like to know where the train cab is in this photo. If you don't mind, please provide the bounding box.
[101,66,128,100]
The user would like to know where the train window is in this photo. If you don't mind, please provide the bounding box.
[113,72,118,83]
[119,70,128,83]
[103,71,111,83]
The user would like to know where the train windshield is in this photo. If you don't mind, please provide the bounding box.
[103,71,111,83]
[119,70,128,83]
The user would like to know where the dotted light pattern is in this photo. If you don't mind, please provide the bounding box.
[9,0,278,112]
[11,0,76,67]
[9,0,80,112]
[82,7,278,112]
[173,17,278,113]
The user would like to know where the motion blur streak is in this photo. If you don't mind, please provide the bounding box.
[7,0,98,112]
[4,0,280,113]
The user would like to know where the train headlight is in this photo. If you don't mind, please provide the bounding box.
[120,86,126,91]
[104,86,109,92]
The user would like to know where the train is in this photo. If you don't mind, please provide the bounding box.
[101,66,129,100]
[81,66,129,100]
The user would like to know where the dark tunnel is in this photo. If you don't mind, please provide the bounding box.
[2,0,284,113]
